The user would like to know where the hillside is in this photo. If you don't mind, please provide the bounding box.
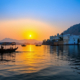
[0,38,42,45]
[62,23,80,35]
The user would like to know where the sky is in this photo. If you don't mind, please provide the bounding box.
[0,0,80,41]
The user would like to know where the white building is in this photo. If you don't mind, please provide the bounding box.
[50,33,60,41]
[63,34,70,44]
[63,34,80,44]
[50,33,80,45]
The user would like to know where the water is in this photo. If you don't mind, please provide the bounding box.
[0,45,80,80]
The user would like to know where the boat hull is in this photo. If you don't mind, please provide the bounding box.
[0,47,18,53]
[35,45,41,46]
[21,45,26,47]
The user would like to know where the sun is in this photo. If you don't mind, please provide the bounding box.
[29,35,32,37]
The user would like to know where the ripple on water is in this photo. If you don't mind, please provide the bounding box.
[0,45,80,80]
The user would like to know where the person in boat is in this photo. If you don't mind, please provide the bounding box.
[1,45,4,49]
[10,47,13,49]
[11,47,13,49]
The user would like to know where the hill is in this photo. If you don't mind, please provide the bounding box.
[62,23,80,35]
[0,38,42,45]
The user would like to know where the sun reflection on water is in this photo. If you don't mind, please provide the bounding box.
[0,45,80,79]
[29,45,32,52]
[14,45,51,73]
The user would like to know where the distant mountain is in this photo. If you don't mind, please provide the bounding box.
[0,38,18,42]
[0,38,42,45]
[62,23,80,35]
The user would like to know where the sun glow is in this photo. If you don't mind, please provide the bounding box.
[29,35,32,37]
[0,19,59,40]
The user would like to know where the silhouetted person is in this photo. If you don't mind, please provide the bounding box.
[10,47,13,49]
[1,46,4,49]
[12,47,13,49]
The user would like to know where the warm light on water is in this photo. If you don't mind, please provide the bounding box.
[0,45,80,80]
[14,45,51,74]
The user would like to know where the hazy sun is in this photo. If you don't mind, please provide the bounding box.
[29,35,32,37]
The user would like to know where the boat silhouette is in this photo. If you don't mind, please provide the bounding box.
[0,42,18,53]
[21,44,26,47]
[35,45,41,46]
[0,47,18,53]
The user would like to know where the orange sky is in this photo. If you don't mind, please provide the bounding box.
[0,19,62,41]
[0,0,80,41]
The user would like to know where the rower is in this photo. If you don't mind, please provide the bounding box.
[1,46,4,49]
[10,47,13,49]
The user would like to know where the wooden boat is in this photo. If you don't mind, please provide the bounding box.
[21,44,26,47]
[0,42,18,53]
[0,47,18,53]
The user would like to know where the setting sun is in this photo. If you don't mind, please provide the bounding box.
[29,35,32,37]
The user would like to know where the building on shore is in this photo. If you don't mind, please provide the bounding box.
[63,34,80,44]
[42,33,80,45]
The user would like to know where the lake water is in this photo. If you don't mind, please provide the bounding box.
[0,45,80,80]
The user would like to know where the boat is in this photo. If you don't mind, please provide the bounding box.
[0,47,18,53]
[35,45,41,46]
[0,42,18,53]
[21,44,26,47]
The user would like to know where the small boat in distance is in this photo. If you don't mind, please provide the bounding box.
[35,45,41,46]
[21,44,26,47]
